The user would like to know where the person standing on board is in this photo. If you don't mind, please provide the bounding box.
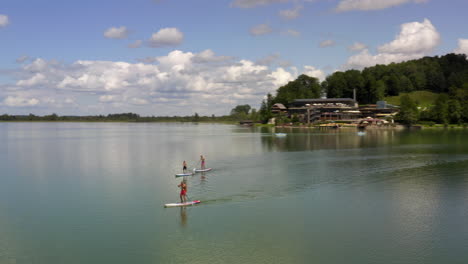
[178,180,188,203]
[182,160,187,173]
[200,155,206,170]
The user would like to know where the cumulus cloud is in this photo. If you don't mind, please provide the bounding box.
[3,50,306,115]
[131,98,149,105]
[136,57,159,64]
[335,0,427,12]
[282,29,301,37]
[250,24,273,36]
[343,19,440,69]
[279,6,302,20]
[148,27,184,48]
[128,40,142,48]
[231,0,289,8]
[0,14,9,28]
[99,95,119,103]
[3,96,39,107]
[320,39,336,48]
[16,73,47,87]
[104,26,130,39]
[302,66,325,81]
[268,67,295,87]
[256,54,280,66]
[378,19,439,54]
[348,42,367,52]
[16,55,31,63]
[453,39,468,56]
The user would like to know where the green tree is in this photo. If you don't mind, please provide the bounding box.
[397,94,419,125]
[326,72,347,98]
[375,80,386,101]
[259,100,271,123]
[448,99,462,124]
[193,112,200,122]
[344,70,365,98]
[274,74,321,104]
[230,104,251,116]
[431,94,449,124]
[399,75,414,93]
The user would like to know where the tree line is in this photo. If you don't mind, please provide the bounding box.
[0,112,240,123]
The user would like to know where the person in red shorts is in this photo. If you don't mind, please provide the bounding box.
[178,180,187,203]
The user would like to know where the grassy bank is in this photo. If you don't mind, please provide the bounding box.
[385,90,438,107]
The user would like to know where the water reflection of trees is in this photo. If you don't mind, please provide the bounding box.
[258,127,402,152]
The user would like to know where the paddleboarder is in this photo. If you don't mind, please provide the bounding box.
[182,160,187,173]
[178,180,188,203]
[200,155,206,170]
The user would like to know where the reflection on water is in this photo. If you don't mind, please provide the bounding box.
[1,123,468,264]
[179,207,188,228]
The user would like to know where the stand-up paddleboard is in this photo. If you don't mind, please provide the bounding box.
[193,168,212,173]
[164,200,201,208]
[175,173,193,177]
[275,133,287,137]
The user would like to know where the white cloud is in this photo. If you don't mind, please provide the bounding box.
[320,39,336,48]
[303,66,325,81]
[4,50,310,115]
[16,73,47,87]
[231,0,289,8]
[0,14,9,28]
[378,19,439,54]
[348,42,367,52]
[335,0,427,12]
[268,67,295,87]
[131,98,149,105]
[344,19,440,69]
[279,6,302,20]
[148,27,184,48]
[128,40,142,48]
[250,24,273,36]
[104,26,130,39]
[256,54,280,66]
[282,29,301,37]
[3,96,39,107]
[16,55,30,63]
[344,49,423,69]
[99,95,119,103]
[453,39,468,56]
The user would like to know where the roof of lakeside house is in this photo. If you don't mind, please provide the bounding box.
[289,98,357,107]
[292,98,356,103]
[272,103,287,109]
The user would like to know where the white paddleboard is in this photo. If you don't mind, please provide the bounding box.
[164,200,201,208]
[193,168,212,173]
[275,133,287,137]
[175,173,193,177]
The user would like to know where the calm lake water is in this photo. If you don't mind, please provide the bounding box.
[1,122,468,264]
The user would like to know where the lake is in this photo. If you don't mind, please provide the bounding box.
[1,122,467,264]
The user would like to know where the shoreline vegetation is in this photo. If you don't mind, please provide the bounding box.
[1,113,465,129]
[0,113,237,124]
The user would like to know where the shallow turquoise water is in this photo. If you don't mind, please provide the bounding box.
[1,123,467,263]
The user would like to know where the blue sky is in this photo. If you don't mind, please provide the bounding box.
[1,0,467,115]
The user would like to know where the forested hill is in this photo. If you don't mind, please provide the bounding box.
[324,53,468,104]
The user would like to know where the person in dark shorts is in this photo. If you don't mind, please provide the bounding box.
[183,160,187,173]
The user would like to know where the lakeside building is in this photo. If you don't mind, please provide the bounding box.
[359,101,399,119]
[271,98,399,124]
[271,103,287,115]
[287,98,360,123]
